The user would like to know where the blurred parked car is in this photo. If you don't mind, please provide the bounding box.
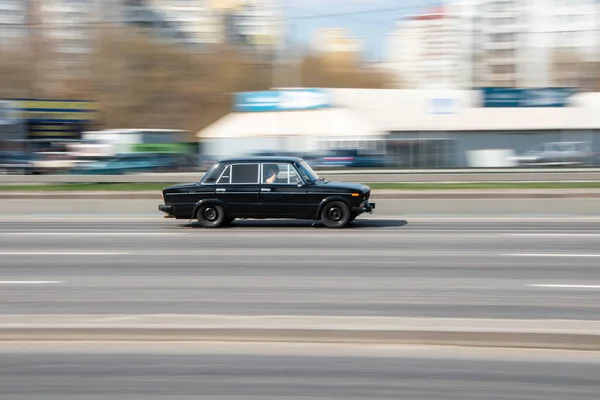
[0,151,40,174]
[510,141,598,166]
[313,148,393,168]
[32,151,78,174]
[70,153,172,175]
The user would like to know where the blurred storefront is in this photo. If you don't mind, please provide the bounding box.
[198,88,385,158]
[197,87,600,168]
[0,100,26,148]
[327,87,600,168]
[1,99,99,151]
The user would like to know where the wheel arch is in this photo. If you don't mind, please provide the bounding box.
[192,199,228,219]
[316,196,353,219]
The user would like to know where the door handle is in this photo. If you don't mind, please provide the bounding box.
[261,188,271,192]
[216,188,226,192]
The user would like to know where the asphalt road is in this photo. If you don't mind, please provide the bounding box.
[4,198,600,216]
[1,343,600,399]
[1,216,600,319]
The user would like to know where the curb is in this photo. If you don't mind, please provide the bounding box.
[1,328,600,350]
[2,316,599,350]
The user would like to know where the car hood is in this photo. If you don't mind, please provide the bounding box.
[312,181,370,193]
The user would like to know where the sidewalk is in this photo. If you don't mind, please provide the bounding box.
[2,315,600,350]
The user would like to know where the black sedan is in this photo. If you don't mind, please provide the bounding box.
[158,156,375,228]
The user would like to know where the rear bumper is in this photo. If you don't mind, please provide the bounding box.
[353,201,376,215]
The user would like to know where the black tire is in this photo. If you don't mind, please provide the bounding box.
[196,204,225,228]
[321,201,351,229]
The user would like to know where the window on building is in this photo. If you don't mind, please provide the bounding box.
[491,65,515,74]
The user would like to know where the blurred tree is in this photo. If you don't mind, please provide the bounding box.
[87,28,274,137]
[0,47,31,98]
[299,52,394,89]
[0,27,396,138]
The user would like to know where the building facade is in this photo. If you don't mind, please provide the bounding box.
[0,0,28,50]
[385,5,463,89]
[386,0,600,89]
[125,0,283,51]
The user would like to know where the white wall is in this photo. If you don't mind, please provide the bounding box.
[204,136,316,158]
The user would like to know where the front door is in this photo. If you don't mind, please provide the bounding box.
[259,162,308,218]
[215,162,261,217]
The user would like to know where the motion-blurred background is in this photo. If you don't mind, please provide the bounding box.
[1,0,600,174]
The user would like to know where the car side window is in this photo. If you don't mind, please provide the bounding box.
[544,143,560,152]
[262,163,302,184]
[230,163,260,184]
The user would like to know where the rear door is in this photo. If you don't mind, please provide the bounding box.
[214,162,261,217]
[259,162,308,218]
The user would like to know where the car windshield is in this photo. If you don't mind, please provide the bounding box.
[296,160,320,183]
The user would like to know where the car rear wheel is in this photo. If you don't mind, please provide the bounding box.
[321,201,351,229]
[196,204,225,228]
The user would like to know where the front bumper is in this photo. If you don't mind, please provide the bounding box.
[158,204,175,217]
[353,201,376,214]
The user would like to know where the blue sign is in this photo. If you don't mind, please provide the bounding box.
[234,89,332,112]
[429,98,456,114]
[481,87,575,108]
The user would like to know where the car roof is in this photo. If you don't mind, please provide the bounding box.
[218,156,304,163]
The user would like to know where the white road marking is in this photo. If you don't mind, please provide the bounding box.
[507,253,600,258]
[527,284,600,289]
[0,252,128,256]
[0,281,64,284]
[503,233,600,238]
[5,232,183,236]
[85,316,140,323]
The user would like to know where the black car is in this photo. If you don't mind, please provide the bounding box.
[158,156,375,228]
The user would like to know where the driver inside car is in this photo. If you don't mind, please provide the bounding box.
[265,164,279,184]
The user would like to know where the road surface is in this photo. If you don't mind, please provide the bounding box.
[1,342,600,399]
[1,217,599,320]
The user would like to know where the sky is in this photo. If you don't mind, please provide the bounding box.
[282,0,441,62]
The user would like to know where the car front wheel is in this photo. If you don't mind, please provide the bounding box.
[321,201,351,228]
[196,204,225,228]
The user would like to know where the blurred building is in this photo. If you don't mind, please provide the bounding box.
[473,0,525,87]
[386,0,600,89]
[224,0,283,50]
[385,5,463,89]
[474,0,600,88]
[199,87,600,168]
[527,0,600,87]
[124,0,283,52]
[310,28,363,67]
[38,0,94,70]
[0,0,27,50]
